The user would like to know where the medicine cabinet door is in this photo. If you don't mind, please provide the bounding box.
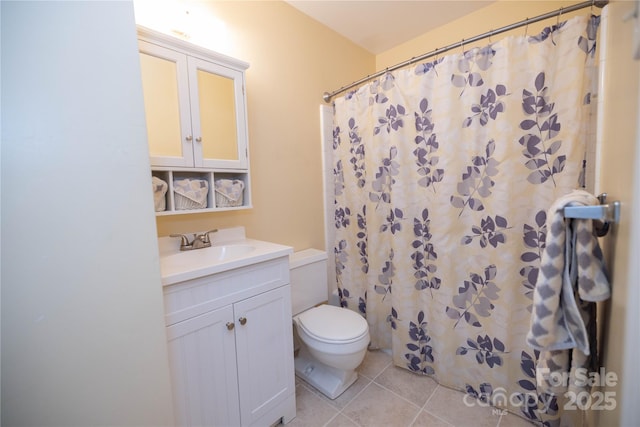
[187,57,248,170]
[138,41,194,168]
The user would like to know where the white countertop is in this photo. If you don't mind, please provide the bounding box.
[158,227,293,286]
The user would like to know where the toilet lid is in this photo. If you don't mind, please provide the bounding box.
[296,305,368,343]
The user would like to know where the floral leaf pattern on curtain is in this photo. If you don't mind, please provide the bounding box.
[461,215,511,248]
[516,350,560,425]
[332,15,599,426]
[374,249,395,300]
[456,335,508,368]
[463,84,509,127]
[415,57,444,76]
[579,15,600,57]
[405,310,435,375]
[450,139,500,216]
[356,205,369,274]
[381,208,404,234]
[334,239,349,307]
[445,264,500,328]
[375,104,407,135]
[335,206,350,229]
[466,383,494,404]
[519,72,565,186]
[347,118,366,188]
[451,47,497,97]
[520,210,547,312]
[411,208,441,295]
[333,159,344,197]
[370,147,399,206]
[414,98,443,191]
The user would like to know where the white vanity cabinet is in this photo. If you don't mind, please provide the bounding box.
[138,26,251,214]
[163,256,296,427]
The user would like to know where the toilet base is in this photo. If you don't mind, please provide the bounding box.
[294,347,358,400]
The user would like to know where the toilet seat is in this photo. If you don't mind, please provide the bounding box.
[296,305,368,344]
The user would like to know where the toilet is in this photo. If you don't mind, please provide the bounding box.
[290,249,370,400]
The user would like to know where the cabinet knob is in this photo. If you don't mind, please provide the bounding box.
[195,136,202,143]
[226,322,235,330]
[239,317,247,326]
[185,135,193,142]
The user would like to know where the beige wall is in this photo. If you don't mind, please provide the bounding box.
[135,1,374,251]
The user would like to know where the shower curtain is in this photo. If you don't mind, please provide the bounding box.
[332,15,599,425]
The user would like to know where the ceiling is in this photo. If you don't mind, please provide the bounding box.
[285,1,495,54]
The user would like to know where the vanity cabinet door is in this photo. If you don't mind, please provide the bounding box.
[234,285,295,425]
[138,41,194,168]
[166,305,241,427]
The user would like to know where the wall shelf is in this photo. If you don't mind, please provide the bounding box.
[152,168,251,215]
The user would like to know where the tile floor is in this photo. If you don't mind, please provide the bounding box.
[288,350,534,427]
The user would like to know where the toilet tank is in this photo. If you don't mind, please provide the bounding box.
[290,249,328,316]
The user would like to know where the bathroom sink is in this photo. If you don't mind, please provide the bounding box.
[209,243,256,260]
[162,243,256,265]
[157,227,293,286]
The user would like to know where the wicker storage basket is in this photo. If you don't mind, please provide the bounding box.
[214,179,245,207]
[173,178,209,210]
[152,176,168,212]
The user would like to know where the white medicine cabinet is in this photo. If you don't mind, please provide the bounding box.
[138,26,251,215]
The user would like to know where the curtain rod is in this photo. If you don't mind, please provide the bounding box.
[323,0,608,103]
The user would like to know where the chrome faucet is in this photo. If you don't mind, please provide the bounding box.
[170,229,218,251]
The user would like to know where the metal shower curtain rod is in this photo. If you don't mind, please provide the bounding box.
[323,0,608,103]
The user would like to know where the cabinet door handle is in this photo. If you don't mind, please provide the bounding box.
[226,322,235,330]
[239,317,247,326]
[195,136,202,143]
[185,135,193,142]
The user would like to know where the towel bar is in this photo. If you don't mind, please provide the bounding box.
[563,202,620,222]
[563,193,620,237]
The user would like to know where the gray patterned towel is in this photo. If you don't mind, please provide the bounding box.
[526,190,610,394]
